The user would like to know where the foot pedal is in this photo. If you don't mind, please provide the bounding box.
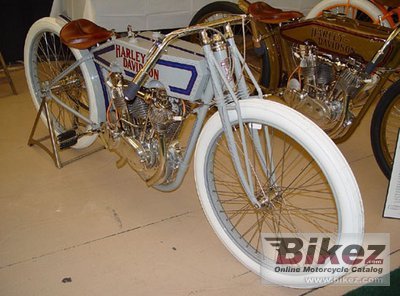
[57,130,78,149]
[28,97,104,168]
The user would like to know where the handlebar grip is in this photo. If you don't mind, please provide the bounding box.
[124,82,140,101]
[365,62,377,75]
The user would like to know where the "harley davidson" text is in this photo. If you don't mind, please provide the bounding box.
[115,44,160,80]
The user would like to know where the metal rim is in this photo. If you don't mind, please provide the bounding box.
[381,95,400,170]
[30,30,90,134]
[204,119,339,265]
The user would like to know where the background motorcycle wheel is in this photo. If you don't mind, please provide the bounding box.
[195,99,364,288]
[189,1,271,89]
[24,17,104,149]
[371,80,400,179]
[306,0,391,27]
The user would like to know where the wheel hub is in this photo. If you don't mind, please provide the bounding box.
[256,186,283,210]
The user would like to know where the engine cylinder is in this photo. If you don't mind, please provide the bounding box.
[316,63,334,86]
[128,97,148,119]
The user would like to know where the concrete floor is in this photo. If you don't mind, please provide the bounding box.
[0,69,398,295]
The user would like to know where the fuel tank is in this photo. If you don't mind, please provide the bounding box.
[93,31,209,102]
[280,12,400,69]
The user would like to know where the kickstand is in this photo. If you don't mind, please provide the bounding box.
[27,97,104,168]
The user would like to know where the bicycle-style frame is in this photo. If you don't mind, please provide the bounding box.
[43,14,269,208]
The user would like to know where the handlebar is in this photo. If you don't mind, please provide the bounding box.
[366,25,400,74]
[124,14,247,101]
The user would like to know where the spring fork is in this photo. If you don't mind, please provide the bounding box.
[226,27,277,187]
[201,30,261,208]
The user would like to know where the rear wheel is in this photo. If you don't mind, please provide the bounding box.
[190,1,270,88]
[24,17,103,149]
[306,0,391,27]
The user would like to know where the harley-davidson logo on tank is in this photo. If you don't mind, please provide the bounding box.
[281,16,392,63]
[115,44,160,80]
[93,31,209,102]
[310,27,352,55]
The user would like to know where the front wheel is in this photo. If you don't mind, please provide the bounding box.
[371,80,400,179]
[194,99,364,288]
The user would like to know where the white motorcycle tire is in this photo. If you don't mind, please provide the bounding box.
[306,0,391,27]
[24,17,105,149]
[194,99,364,288]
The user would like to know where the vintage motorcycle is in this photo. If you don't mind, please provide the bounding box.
[24,15,363,288]
[191,0,400,179]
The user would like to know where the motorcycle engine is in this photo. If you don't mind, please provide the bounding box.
[102,73,185,185]
[283,44,368,131]
[279,13,390,134]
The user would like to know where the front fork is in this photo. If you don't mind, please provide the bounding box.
[201,25,272,208]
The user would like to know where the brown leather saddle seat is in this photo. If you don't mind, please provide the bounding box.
[60,19,112,50]
[248,2,303,24]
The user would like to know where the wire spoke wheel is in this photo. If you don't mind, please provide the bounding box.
[207,122,338,260]
[322,4,374,22]
[32,31,90,134]
[24,18,102,148]
[306,0,391,27]
[195,100,363,287]
[381,97,400,168]
[371,81,400,178]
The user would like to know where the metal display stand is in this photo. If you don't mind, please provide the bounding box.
[27,97,104,168]
[0,52,17,95]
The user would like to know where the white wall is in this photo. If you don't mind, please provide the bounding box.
[51,0,320,31]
